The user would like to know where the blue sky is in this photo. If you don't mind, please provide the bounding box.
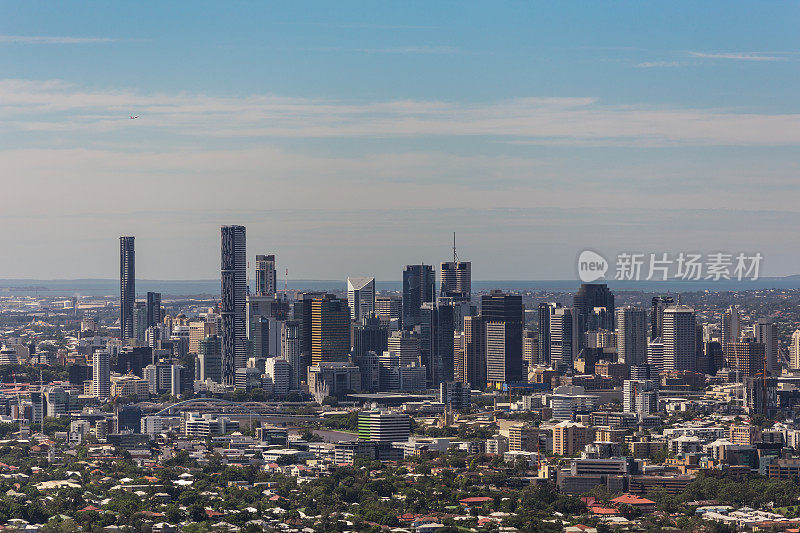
[0,2,798,280]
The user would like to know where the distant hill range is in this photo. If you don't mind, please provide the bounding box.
[2,276,800,297]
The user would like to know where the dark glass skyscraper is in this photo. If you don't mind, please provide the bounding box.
[220,225,247,385]
[146,291,162,329]
[352,316,389,360]
[440,261,471,299]
[402,264,435,329]
[481,290,524,384]
[420,301,458,386]
[255,254,277,296]
[537,302,558,366]
[573,283,615,336]
[651,295,675,339]
[119,236,135,340]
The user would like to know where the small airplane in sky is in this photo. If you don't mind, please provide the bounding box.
[129,115,139,119]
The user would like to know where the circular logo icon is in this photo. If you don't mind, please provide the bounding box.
[577,250,608,282]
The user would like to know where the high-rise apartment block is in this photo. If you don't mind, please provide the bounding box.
[120,236,135,340]
[791,329,800,370]
[617,306,647,366]
[93,350,111,400]
[662,306,697,372]
[553,421,589,456]
[550,307,576,371]
[220,225,247,385]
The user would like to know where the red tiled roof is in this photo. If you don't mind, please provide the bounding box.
[611,494,656,506]
[589,506,619,515]
[79,505,102,512]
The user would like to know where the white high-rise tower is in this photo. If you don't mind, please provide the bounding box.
[347,277,375,322]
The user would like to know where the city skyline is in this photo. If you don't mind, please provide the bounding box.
[1,2,798,279]
[1,4,800,530]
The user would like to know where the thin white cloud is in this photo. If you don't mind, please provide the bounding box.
[355,45,458,54]
[0,35,116,44]
[635,61,684,68]
[0,79,799,147]
[689,51,789,62]
[284,45,458,54]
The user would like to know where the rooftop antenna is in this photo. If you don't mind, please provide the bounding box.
[284,268,289,297]
[453,232,459,263]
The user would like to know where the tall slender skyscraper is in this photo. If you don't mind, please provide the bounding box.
[550,307,575,371]
[791,329,800,371]
[616,306,647,366]
[255,254,277,296]
[220,225,247,385]
[538,302,560,366]
[459,315,485,389]
[281,320,302,389]
[662,306,697,372]
[754,318,778,376]
[402,264,435,329]
[119,236,135,340]
[722,305,741,350]
[651,295,675,340]
[419,300,459,386]
[347,277,375,322]
[146,291,162,329]
[93,350,111,400]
